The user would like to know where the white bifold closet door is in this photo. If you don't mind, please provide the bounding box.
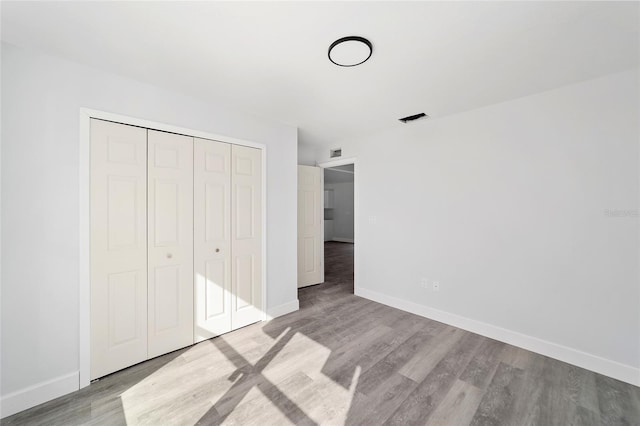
[194,141,263,335]
[194,138,232,341]
[91,120,263,379]
[231,145,263,329]
[90,119,148,380]
[147,130,194,358]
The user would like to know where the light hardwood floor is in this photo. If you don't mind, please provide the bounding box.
[3,242,639,425]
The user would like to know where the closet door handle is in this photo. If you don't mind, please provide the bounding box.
[215,248,220,253]
[166,253,173,259]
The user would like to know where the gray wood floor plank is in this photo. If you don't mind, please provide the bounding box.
[569,405,600,426]
[469,362,525,426]
[346,373,419,426]
[384,332,483,426]
[459,338,506,389]
[398,326,466,382]
[499,349,547,426]
[571,366,601,415]
[316,324,392,387]
[597,374,640,426]
[427,379,485,426]
[321,321,423,390]
[221,372,317,426]
[326,323,394,362]
[499,344,534,370]
[533,358,581,426]
[630,384,640,423]
[356,330,432,396]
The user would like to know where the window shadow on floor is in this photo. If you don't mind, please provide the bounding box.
[194,240,364,425]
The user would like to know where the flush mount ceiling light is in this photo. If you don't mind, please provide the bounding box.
[328,36,373,67]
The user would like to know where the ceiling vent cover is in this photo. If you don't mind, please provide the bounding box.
[399,113,428,123]
[330,148,342,158]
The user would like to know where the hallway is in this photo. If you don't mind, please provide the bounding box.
[299,242,354,305]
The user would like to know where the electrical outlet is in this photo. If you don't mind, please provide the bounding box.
[420,278,428,289]
[432,281,440,292]
[368,215,377,225]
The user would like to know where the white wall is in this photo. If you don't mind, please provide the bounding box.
[297,140,319,166]
[312,69,640,384]
[1,42,298,411]
[324,182,354,241]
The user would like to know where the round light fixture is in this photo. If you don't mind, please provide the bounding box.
[328,36,373,67]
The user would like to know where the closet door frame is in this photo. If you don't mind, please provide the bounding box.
[79,108,267,389]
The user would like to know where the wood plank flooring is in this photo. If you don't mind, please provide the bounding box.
[3,242,639,425]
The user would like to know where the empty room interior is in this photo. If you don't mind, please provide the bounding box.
[1,1,639,425]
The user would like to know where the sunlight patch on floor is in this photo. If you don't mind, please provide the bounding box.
[227,332,361,425]
[118,327,361,425]
[119,341,244,424]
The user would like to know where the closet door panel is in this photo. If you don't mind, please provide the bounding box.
[194,138,232,341]
[231,145,263,329]
[90,119,148,380]
[148,130,194,357]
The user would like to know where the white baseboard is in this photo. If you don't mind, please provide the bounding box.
[355,287,640,387]
[266,299,300,320]
[1,372,79,419]
[331,237,354,243]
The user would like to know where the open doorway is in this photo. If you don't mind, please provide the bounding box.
[322,163,354,294]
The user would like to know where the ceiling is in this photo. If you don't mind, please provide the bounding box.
[2,2,638,148]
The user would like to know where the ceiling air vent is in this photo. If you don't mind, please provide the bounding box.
[330,148,342,158]
[399,113,428,123]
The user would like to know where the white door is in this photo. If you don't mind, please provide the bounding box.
[194,138,232,341]
[90,119,148,379]
[231,145,263,329]
[297,166,323,287]
[147,130,194,358]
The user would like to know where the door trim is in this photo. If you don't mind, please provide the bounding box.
[79,108,268,389]
[317,157,357,295]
